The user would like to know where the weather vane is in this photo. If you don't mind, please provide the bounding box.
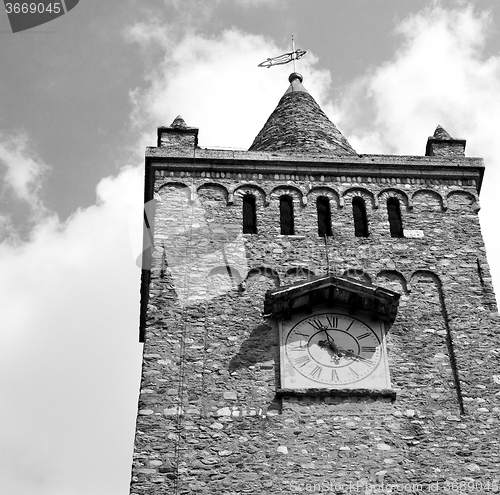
[258,35,307,71]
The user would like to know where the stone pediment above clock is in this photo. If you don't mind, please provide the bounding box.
[264,275,400,324]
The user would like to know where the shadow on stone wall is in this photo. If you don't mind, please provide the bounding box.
[228,323,275,371]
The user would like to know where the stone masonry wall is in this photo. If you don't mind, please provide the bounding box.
[130,169,500,495]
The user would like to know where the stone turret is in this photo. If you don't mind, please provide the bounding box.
[425,125,466,157]
[249,73,356,155]
[157,115,199,148]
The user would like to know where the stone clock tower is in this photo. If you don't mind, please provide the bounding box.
[130,73,500,494]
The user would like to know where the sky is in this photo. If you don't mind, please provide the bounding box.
[1,1,500,494]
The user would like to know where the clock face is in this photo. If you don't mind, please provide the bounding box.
[283,313,383,386]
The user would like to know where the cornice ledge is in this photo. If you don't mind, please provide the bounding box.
[276,388,397,400]
[145,147,483,169]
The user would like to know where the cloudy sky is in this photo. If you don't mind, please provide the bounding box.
[1,1,500,494]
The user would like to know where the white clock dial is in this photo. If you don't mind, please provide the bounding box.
[284,313,382,385]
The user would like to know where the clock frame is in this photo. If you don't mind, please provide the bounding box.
[279,309,391,391]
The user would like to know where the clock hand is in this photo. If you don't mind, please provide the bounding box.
[318,335,341,358]
[323,327,334,342]
[318,325,333,345]
[342,348,372,363]
[318,339,339,353]
[320,326,341,354]
[317,335,346,365]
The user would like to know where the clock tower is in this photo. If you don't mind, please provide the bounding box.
[130,73,500,494]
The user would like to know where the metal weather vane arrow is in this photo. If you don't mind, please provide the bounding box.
[258,36,307,71]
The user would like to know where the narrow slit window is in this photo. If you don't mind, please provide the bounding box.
[387,198,404,238]
[243,194,257,234]
[317,196,332,237]
[352,197,368,237]
[280,195,294,235]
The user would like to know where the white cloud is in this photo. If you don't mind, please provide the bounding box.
[127,26,334,150]
[0,164,144,495]
[0,131,50,238]
[340,6,497,152]
[231,0,283,6]
[127,0,283,57]
[0,131,48,203]
[338,5,500,298]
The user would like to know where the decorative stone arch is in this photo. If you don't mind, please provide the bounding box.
[345,189,372,237]
[208,265,242,283]
[376,270,409,295]
[446,190,479,213]
[156,181,192,201]
[342,187,377,209]
[342,268,372,285]
[270,185,305,206]
[285,266,316,284]
[377,188,411,210]
[306,187,341,208]
[412,189,445,211]
[196,182,229,204]
[244,266,280,292]
[233,184,268,206]
[206,265,244,295]
[408,269,443,290]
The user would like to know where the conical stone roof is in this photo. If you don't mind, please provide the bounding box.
[432,125,452,140]
[170,115,188,128]
[425,124,466,157]
[249,73,356,155]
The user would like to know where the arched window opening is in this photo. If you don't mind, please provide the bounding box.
[387,198,404,238]
[243,194,257,234]
[280,195,294,235]
[352,197,368,237]
[317,196,332,237]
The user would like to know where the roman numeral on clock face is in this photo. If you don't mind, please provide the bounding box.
[294,332,309,338]
[325,316,338,328]
[331,369,339,382]
[357,332,371,340]
[294,355,311,367]
[349,367,360,379]
[361,346,376,353]
[310,365,322,379]
[307,318,324,331]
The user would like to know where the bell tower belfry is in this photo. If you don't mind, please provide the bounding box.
[130,74,500,494]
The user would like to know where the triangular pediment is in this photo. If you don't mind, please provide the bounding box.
[264,275,400,324]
